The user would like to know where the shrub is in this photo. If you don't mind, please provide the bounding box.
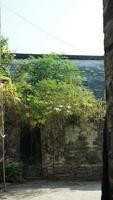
[0,160,24,183]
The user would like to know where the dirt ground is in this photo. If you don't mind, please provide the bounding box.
[0,181,101,200]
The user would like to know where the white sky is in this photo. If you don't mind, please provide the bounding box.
[1,0,104,55]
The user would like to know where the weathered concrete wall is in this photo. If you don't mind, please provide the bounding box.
[42,117,103,180]
[103,0,113,198]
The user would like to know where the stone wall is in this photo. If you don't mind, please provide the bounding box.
[0,112,103,181]
[103,0,113,198]
[0,129,20,162]
[0,103,21,161]
[41,117,103,180]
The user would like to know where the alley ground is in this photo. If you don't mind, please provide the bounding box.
[0,181,101,200]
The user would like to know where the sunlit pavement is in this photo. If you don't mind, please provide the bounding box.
[0,181,101,200]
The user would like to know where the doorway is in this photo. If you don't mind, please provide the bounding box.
[20,124,42,178]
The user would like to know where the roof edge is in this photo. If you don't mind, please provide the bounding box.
[13,53,104,60]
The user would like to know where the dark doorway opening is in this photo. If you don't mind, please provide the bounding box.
[20,124,42,178]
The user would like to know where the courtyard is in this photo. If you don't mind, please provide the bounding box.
[0,181,101,200]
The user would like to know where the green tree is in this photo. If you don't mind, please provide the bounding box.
[11,54,84,85]
[12,54,105,124]
[0,37,14,76]
[0,38,105,126]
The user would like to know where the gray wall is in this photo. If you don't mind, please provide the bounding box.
[72,59,105,99]
[42,118,103,180]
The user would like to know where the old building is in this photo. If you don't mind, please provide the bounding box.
[0,54,105,182]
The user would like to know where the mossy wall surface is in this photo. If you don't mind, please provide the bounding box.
[41,118,103,180]
[0,114,103,180]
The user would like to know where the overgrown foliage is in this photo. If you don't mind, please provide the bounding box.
[0,37,14,76]
[0,38,105,126]
[0,38,105,183]
[0,160,23,183]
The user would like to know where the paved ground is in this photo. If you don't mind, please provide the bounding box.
[0,181,101,200]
